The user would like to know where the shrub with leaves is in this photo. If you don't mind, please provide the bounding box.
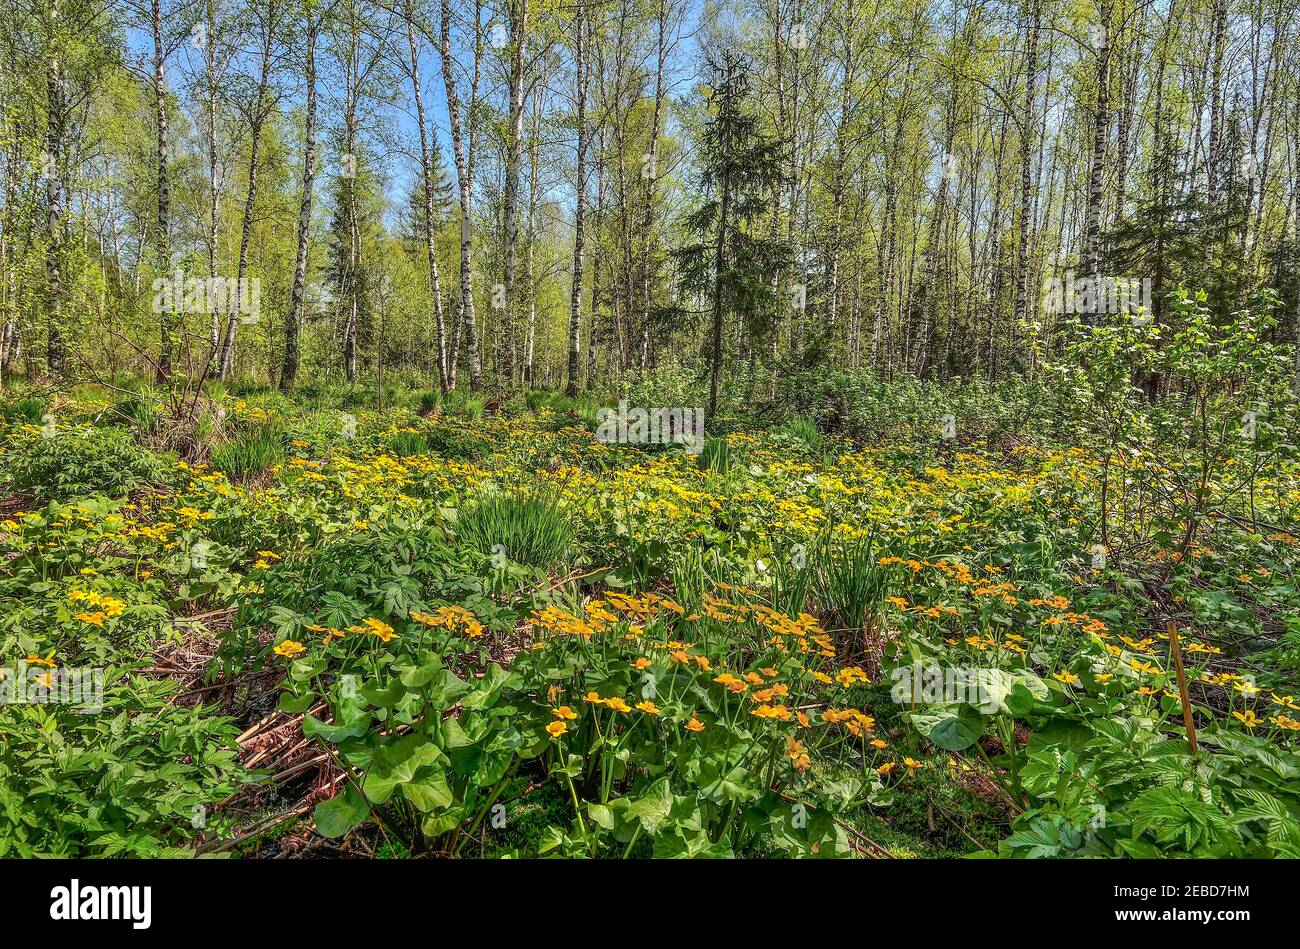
[1,424,166,503]
[0,673,240,857]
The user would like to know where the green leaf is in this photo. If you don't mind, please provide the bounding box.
[363,734,446,804]
[908,704,983,751]
[314,784,369,838]
[303,712,371,743]
[625,777,674,832]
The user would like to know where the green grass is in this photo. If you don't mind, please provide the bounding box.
[777,414,824,452]
[416,389,442,415]
[812,533,891,639]
[697,436,731,474]
[386,431,428,457]
[456,494,574,569]
[209,427,286,480]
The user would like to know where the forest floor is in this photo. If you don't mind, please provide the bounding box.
[2,381,1299,858]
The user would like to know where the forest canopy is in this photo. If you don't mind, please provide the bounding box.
[0,0,1296,401]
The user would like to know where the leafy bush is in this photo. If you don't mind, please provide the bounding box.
[0,673,240,857]
[424,424,488,459]
[226,521,513,670]
[1,425,166,502]
[2,395,46,425]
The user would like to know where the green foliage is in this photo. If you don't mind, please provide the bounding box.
[456,495,574,569]
[697,436,731,474]
[386,430,428,457]
[775,414,824,452]
[812,533,892,638]
[2,395,46,424]
[424,424,488,459]
[209,427,286,480]
[1,425,166,502]
[0,668,240,857]
[104,387,160,437]
[416,389,442,415]
[450,396,485,420]
[226,522,507,667]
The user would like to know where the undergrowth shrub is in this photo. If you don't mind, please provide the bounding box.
[0,675,240,857]
[425,424,488,459]
[1,425,166,502]
[2,395,46,425]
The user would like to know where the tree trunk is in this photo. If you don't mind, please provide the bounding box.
[281,13,316,391]
[218,4,276,380]
[523,81,540,386]
[1013,0,1040,332]
[565,7,587,397]
[405,6,448,391]
[1205,0,1228,204]
[440,0,480,389]
[1084,1,1112,280]
[152,0,172,381]
[45,0,66,376]
[499,0,528,386]
[707,61,734,419]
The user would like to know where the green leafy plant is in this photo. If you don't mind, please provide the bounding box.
[1,424,166,502]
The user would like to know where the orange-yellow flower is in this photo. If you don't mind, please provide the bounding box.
[273,639,306,659]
